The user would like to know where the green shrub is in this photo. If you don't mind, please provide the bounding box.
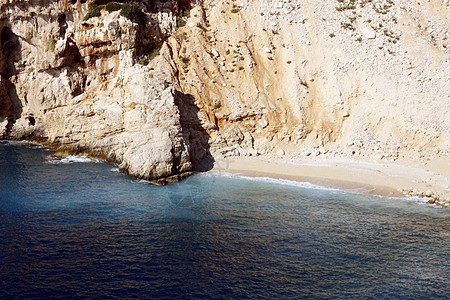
[176,15,186,27]
[175,8,190,28]
[138,46,161,65]
[120,2,146,25]
[84,3,101,21]
[181,8,190,18]
[106,2,122,13]
[138,56,150,66]
[147,47,160,60]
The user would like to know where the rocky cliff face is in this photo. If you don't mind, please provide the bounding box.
[170,0,449,162]
[0,0,204,183]
[0,0,448,182]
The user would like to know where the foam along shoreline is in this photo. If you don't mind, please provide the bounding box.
[46,155,103,164]
[211,156,450,206]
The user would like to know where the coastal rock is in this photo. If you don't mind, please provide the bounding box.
[0,1,202,182]
[0,0,449,187]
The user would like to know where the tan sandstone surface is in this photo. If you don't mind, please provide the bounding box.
[0,0,449,203]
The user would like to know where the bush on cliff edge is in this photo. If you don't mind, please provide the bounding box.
[120,2,146,25]
[83,3,101,21]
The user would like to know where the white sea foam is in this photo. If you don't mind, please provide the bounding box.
[204,172,448,209]
[369,192,446,208]
[138,179,152,184]
[47,155,102,164]
[243,176,342,192]
[30,144,47,149]
[242,177,445,208]
[110,167,120,173]
[400,196,446,208]
[205,171,341,192]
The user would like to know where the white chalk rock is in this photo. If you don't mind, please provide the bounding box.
[360,27,376,39]
[276,149,285,156]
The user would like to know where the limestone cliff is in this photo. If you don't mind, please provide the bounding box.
[0,0,201,183]
[170,0,449,162]
[0,0,448,185]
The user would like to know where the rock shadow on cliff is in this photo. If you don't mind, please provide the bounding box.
[174,91,214,173]
[0,25,22,138]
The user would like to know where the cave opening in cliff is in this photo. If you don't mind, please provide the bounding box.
[0,26,21,78]
[58,13,68,38]
[25,115,36,126]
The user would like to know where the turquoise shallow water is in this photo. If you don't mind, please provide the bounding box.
[0,141,449,299]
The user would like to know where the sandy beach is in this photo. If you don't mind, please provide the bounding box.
[211,155,450,206]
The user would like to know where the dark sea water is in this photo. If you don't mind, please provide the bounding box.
[0,141,449,299]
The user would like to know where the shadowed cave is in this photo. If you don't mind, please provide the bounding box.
[174,91,214,173]
[0,25,22,137]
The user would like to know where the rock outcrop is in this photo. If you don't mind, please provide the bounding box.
[0,0,206,183]
[0,0,448,189]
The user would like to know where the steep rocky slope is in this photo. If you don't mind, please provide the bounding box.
[170,0,449,162]
[0,0,448,189]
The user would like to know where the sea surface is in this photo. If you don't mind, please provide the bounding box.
[0,141,449,299]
